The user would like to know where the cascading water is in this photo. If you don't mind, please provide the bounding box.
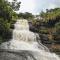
[0,19,60,60]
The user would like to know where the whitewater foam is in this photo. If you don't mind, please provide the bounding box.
[0,19,60,60]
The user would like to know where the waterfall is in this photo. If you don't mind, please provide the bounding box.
[0,19,60,60]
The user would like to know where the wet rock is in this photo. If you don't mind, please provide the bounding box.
[0,49,35,60]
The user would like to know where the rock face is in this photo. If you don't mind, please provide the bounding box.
[0,52,21,60]
[0,49,35,60]
[0,50,21,60]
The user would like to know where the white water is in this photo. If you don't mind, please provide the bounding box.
[0,19,60,60]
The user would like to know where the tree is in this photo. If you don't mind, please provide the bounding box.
[0,0,21,43]
[9,0,21,11]
[18,12,34,19]
[40,8,60,27]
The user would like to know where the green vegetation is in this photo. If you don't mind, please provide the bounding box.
[31,8,60,53]
[0,0,20,44]
[18,12,34,20]
[32,8,60,41]
[39,8,60,39]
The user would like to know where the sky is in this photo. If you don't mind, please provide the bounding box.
[8,0,60,15]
